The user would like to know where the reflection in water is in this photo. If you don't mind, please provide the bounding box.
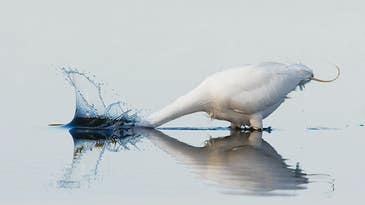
[140,129,308,195]
[57,128,142,188]
[59,127,314,195]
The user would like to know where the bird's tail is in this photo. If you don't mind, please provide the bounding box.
[312,65,340,83]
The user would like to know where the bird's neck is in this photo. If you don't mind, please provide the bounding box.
[139,89,208,128]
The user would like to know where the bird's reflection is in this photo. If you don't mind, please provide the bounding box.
[59,127,308,195]
[139,129,308,195]
[57,128,142,188]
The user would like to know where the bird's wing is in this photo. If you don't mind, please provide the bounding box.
[225,63,302,115]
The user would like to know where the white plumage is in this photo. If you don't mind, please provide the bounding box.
[137,62,338,130]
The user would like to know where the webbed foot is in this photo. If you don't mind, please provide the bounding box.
[248,126,272,133]
[228,125,271,133]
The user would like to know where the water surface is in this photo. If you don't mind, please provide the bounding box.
[1,1,365,204]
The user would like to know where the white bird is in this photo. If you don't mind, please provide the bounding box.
[137,62,340,130]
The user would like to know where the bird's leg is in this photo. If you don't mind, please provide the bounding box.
[230,127,241,135]
[249,115,263,132]
[230,123,241,130]
[247,131,263,147]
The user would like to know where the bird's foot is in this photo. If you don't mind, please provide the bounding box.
[247,126,272,133]
[228,125,272,133]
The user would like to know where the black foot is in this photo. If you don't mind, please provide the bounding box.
[263,126,272,133]
[228,126,272,133]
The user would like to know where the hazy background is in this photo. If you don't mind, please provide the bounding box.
[1,0,364,128]
[0,0,364,204]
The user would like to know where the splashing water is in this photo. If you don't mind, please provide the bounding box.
[61,68,140,129]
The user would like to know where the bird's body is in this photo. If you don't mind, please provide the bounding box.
[137,62,337,129]
[192,62,307,128]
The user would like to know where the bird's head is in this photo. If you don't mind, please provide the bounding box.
[289,63,340,90]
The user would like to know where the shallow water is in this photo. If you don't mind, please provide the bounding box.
[2,1,365,204]
[2,123,364,205]
[1,64,364,205]
[2,64,365,205]
[0,67,361,204]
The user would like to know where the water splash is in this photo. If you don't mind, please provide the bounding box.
[57,68,144,188]
[61,68,140,128]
